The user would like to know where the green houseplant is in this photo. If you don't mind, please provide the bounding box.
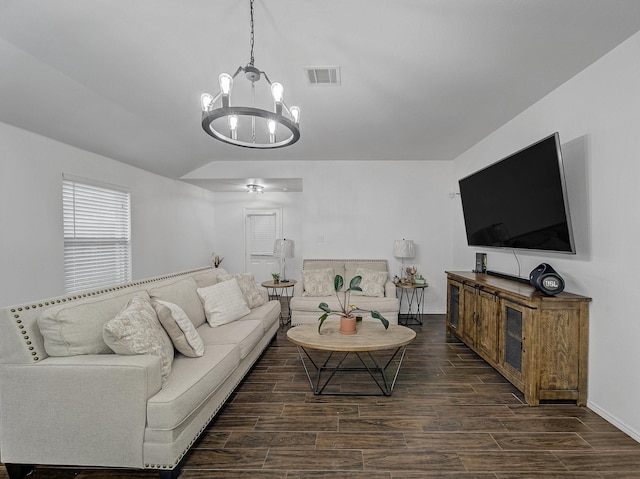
[318,275,390,334]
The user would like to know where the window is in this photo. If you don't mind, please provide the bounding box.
[63,176,131,293]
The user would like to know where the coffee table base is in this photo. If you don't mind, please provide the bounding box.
[295,345,409,396]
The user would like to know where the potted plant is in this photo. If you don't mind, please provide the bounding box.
[318,275,390,335]
[271,273,281,284]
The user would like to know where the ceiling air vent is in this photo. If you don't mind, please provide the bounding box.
[304,66,341,86]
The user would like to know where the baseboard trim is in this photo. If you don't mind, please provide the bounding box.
[587,400,640,443]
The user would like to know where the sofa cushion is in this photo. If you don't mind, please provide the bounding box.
[241,300,281,333]
[149,277,206,328]
[351,267,388,298]
[38,290,144,356]
[218,272,266,309]
[146,344,241,430]
[197,279,250,327]
[192,267,228,288]
[198,319,264,360]
[291,295,398,313]
[302,268,335,296]
[103,294,174,384]
[151,299,204,358]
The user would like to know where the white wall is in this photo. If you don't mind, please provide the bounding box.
[0,122,217,307]
[451,32,640,441]
[186,160,454,313]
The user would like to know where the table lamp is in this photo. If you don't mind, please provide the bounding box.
[274,238,295,282]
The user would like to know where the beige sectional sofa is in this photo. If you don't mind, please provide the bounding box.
[290,259,400,325]
[0,267,280,479]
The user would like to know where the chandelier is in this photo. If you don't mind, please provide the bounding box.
[246,184,264,194]
[201,0,300,149]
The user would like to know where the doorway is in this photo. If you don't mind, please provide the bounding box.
[244,208,282,283]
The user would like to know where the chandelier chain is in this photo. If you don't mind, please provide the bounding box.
[249,0,255,67]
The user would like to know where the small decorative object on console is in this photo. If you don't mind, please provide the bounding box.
[529,263,565,295]
[405,266,417,283]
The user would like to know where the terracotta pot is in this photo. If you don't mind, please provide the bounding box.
[339,315,357,335]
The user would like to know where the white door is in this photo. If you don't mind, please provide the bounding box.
[244,208,282,283]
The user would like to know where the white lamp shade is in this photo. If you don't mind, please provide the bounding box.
[393,239,415,258]
[274,239,295,258]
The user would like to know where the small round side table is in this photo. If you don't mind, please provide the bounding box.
[395,282,428,325]
[261,280,297,325]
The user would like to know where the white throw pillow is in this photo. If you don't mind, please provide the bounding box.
[152,299,204,357]
[302,268,335,296]
[197,279,251,327]
[103,294,174,384]
[351,268,388,297]
[218,272,266,309]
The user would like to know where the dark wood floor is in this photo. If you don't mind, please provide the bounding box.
[3,314,640,478]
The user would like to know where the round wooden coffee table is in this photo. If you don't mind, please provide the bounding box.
[287,321,416,396]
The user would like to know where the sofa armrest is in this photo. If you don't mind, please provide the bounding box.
[293,280,304,297]
[384,280,397,298]
[0,354,162,468]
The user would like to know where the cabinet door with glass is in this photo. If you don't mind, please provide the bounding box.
[498,299,533,394]
[446,279,463,336]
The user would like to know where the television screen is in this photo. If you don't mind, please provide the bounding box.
[459,133,575,254]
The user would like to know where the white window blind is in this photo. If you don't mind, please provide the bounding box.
[63,177,131,293]
[248,213,276,256]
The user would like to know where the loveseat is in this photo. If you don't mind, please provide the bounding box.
[289,259,400,325]
[0,267,280,479]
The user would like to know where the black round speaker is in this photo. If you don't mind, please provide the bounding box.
[529,263,565,295]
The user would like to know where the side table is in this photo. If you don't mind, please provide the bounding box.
[261,280,296,326]
[396,282,428,325]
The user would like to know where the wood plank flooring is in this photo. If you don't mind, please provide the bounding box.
[3,314,639,478]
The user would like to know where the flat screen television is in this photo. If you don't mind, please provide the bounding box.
[459,132,575,254]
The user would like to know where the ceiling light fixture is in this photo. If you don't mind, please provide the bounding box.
[246,184,264,194]
[201,0,300,149]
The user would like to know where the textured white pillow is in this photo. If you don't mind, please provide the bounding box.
[103,294,174,384]
[152,299,204,358]
[351,268,388,297]
[302,268,335,296]
[197,279,251,327]
[218,272,266,309]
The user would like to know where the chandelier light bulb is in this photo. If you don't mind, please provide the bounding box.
[200,93,213,111]
[219,73,233,95]
[271,82,284,115]
[268,119,277,143]
[271,82,284,102]
[219,73,233,108]
[228,115,239,140]
[290,106,301,124]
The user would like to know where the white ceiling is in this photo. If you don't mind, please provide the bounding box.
[1,0,640,182]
